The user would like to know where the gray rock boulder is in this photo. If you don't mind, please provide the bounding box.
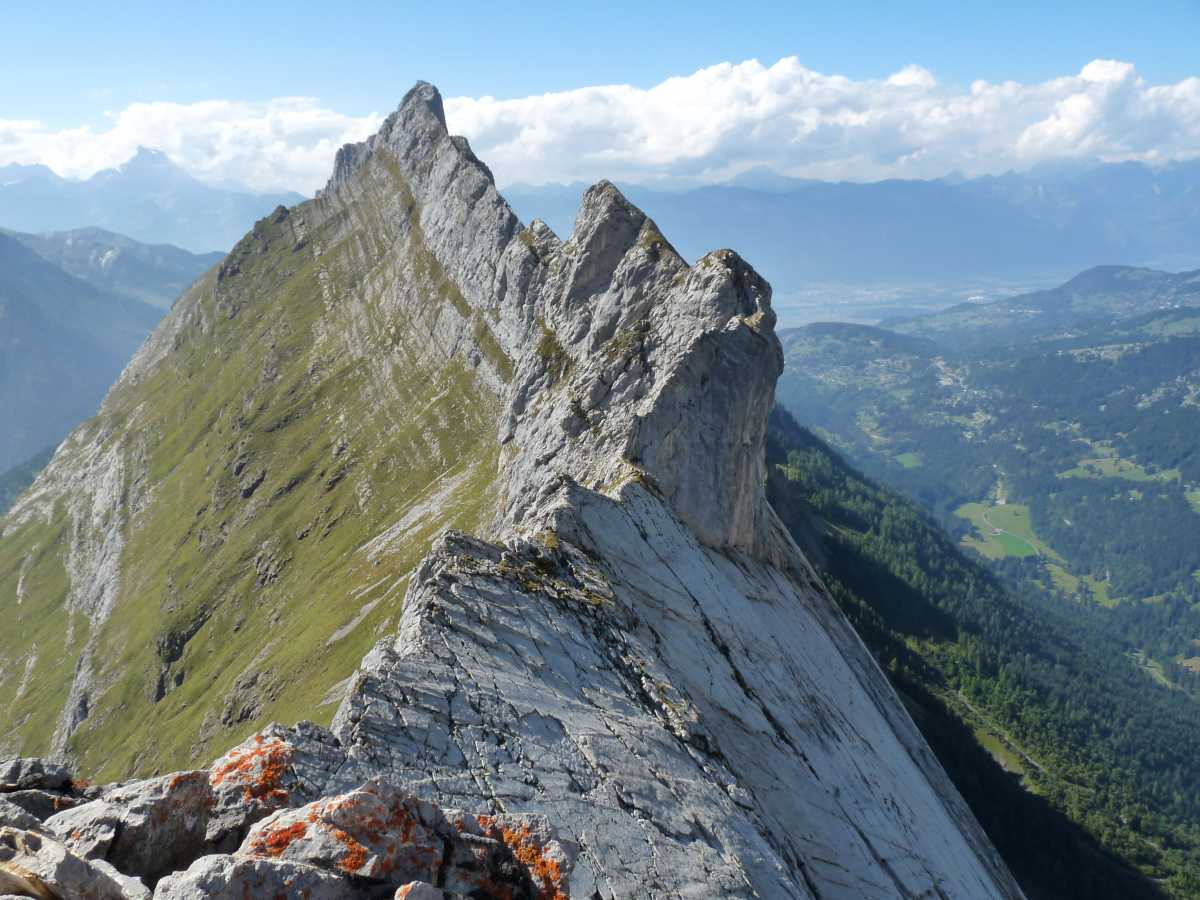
[0,827,129,900]
[152,855,358,900]
[45,771,211,881]
[205,722,345,848]
[0,759,72,793]
[90,859,150,900]
[0,791,76,822]
[0,800,43,834]
[240,780,570,899]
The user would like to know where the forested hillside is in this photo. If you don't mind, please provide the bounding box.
[765,409,1200,897]
[777,301,1200,686]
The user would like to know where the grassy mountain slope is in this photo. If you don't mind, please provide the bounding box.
[0,144,511,777]
[765,409,1199,897]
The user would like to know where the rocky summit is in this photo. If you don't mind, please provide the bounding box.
[0,83,1023,897]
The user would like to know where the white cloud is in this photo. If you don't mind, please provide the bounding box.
[0,99,383,194]
[445,58,1200,187]
[1,58,1198,193]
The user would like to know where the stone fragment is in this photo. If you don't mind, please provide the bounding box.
[0,791,75,822]
[0,827,128,900]
[152,855,356,900]
[240,781,570,899]
[0,759,72,794]
[240,781,444,884]
[0,799,43,834]
[45,771,211,881]
[90,859,151,900]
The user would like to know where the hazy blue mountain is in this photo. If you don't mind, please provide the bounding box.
[0,148,304,253]
[891,265,1200,349]
[505,160,1200,295]
[0,446,52,515]
[4,226,222,308]
[0,162,58,183]
[0,231,163,469]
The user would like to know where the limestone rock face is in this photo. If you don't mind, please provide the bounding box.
[493,182,782,556]
[0,81,1023,897]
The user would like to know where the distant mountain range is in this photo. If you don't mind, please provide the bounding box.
[0,148,304,253]
[0,224,218,473]
[889,264,1200,349]
[505,160,1200,294]
[2,226,223,309]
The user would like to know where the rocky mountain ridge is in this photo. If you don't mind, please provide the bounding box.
[0,83,1022,897]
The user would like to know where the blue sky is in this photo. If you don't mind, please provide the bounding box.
[2,1,1199,192]
[4,0,1198,126]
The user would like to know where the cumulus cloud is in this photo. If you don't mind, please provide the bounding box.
[1,58,1198,193]
[446,57,1200,186]
[0,99,383,194]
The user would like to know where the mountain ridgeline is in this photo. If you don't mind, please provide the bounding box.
[0,83,1025,897]
[3,227,225,309]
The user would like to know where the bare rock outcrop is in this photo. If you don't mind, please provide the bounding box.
[0,749,568,899]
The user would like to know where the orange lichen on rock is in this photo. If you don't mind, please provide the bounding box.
[210,737,292,805]
[333,827,369,874]
[385,799,418,844]
[249,820,309,857]
[475,818,569,900]
[168,771,206,791]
